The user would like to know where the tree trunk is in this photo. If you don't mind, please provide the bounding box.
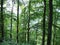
[17,0,19,43]
[42,0,46,45]
[36,29,38,45]
[27,1,30,43]
[47,0,53,45]
[53,14,57,45]
[0,0,4,42]
[10,0,14,40]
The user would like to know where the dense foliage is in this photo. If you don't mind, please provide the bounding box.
[0,0,60,45]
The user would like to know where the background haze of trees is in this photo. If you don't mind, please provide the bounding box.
[0,0,60,45]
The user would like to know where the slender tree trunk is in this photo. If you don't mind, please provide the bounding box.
[27,1,30,43]
[42,0,46,45]
[36,29,38,45]
[10,0,14,40]
[53,13,57,45]
[0,0,4,42]
[24,9,26,43]
[17,0,19,43]
[47,0,53,45]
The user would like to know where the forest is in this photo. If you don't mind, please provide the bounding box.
[0,0,60,45]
